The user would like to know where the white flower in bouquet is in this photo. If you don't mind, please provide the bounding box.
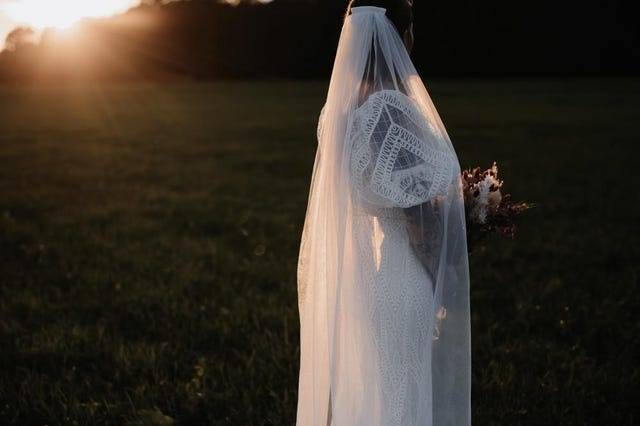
[468,163,503,224]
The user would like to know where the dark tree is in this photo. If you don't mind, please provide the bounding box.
[4,27,37,52]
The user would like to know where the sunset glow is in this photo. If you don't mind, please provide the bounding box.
[2,0,140,30]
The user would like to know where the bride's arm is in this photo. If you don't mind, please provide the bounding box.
[405,207,429,264]
[404,202,442,281]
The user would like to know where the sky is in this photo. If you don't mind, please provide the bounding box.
[0,0,141,48]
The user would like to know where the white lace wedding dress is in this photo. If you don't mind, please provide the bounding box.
[315,88,452,425]
[296,6,471,426]
[352,206,435,426]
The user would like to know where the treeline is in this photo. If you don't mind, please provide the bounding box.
[0,0,637,82]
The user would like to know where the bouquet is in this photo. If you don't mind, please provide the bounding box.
[462,162,533,253]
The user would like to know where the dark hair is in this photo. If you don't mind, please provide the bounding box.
[348,0,413,37]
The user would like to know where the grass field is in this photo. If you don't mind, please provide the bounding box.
[0,79,638,425]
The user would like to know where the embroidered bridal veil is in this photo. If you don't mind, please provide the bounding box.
[297,6,471,425]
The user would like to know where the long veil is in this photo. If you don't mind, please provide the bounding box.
[297,6,470,425]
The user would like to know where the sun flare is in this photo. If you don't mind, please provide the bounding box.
[3,0,140,30]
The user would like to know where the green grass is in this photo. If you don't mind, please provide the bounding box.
[0,79,638,425]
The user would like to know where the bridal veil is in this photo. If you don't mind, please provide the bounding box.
[297,6,471,425]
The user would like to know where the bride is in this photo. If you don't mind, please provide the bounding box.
[296,1,471,425]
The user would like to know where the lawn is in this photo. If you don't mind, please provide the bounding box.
[0,79,638,425]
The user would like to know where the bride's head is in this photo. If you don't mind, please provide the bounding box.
[348,0,414,52]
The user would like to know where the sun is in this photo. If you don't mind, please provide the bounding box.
[3,0,140,30]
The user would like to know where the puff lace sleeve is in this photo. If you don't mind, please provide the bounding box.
[349,90,456,208]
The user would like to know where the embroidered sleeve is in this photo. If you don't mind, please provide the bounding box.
[349,90,455,208]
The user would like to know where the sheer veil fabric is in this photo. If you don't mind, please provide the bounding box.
[296,6,471,426]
